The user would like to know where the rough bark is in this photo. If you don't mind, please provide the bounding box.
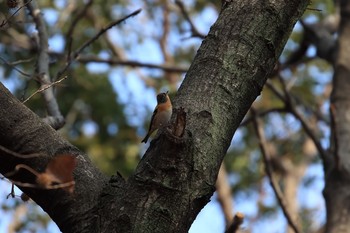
[325,0,350,232]
[0,83,108,232]
[0,0,309,232]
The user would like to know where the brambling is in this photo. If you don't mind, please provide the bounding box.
[142,91,172,143]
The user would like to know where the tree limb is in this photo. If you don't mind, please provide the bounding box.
[26,0,65,129]
[55,8,142,81]
[77,55,188,73]
[225,212,244,233]
[65,0,94,63]
[0,82,108,233]
[175,0,206,39]
[265,79,328,162]
[252,108,300,233]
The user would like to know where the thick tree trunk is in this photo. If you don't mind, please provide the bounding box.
[0,84,108,232]
[0,0,309,232]
[325,1,350,232]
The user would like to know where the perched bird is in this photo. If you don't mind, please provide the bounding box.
[142,91,172,143]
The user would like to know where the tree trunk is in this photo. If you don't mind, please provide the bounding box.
[325,1,350,232]
[0,0,309,232]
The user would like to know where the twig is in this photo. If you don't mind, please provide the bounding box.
[5,164,41,178]
[22,76,67,103]
[265,79,327,161]
[252,109,300,233]
[175,0,205,39]
[65,0,94,62]
[276,76,328,161]
[75,9,141,55]
[0,144,44,159]
[10,179,75,190]
[225,212,244,233]
[6,183,15,199]
[5,164,75,191]
[77,55,188,73]
[306,7,322,12]
[0,56,32,78]
[55,8,142,80]
[0,0,32,27]
[9,58,34,65]
[240,107,287,127]
[265,80,329,125]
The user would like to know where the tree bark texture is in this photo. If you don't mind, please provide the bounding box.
[325,0,350,232]
[0,0,309,232]
[0,84,108,232]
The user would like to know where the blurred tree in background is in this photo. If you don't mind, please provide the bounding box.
[0,0,344,232]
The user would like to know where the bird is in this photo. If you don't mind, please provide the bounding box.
[142,91,172,143]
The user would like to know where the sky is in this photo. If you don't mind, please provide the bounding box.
[0,0,330,232]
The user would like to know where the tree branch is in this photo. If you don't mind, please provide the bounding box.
[22,76,67,104]
[0,55,32,78]
[240,107,287,127]
[0,0,32,27]
[225,212,244,233]
[0,83,107,233]
[65,0,94,62]
[26,0,65,129]
[252,108,300,233]
[55,8,142,81]
[175,0,206,39]
[77,55,188,73]
[265,79,328,161]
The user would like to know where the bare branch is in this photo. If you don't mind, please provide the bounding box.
[225,212,244,233]
[77,55,188,73]
[0,56,32,78]
[7,183,15,199]
[22,76,67,104]
[5,163,41,178]
[252,108,300,233]
[26,0,65,129]
[75,8,141,56]
[278,75,327,161]
[9,58,34,65]
[0,0,32,28]
[240,107,287,127]
[10,179,75,191]
[175,0,206,39]
[275,76,328,161]
[55,8,142,80]
[0,144,44,159]
[65,0,94,62]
